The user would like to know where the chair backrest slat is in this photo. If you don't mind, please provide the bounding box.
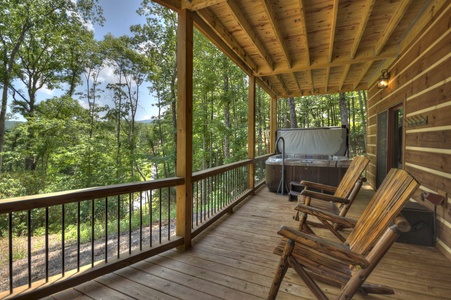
[334,156,369,198]
[346,168,419,254]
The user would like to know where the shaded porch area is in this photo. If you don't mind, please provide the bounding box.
[45,186,451,300]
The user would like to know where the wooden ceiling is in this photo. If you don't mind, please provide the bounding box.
[153,0,438,98]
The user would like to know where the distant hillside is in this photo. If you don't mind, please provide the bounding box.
[5,120,24,130]
[137,119,153,124]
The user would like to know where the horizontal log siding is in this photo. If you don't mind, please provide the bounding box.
[366,3,451,259]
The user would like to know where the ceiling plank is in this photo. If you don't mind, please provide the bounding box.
[375,0,413,55]
[350,0,376,59]
[226,0,275,70]
[183,0,226,10]
[197,8,258,72]
[261,0,291,68]
[328,0,339,63]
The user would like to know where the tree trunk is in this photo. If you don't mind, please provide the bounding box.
[338,92,349,129]
[288,97,298,128]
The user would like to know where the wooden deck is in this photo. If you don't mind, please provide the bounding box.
[44,185,451,300]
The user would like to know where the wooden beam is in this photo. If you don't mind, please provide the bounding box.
[338,64,350,91]
[292,72,301,92]
[226,0,275,70]
[176,8,193,250]
[328,0,339,63]
[248,74,256,191]
[325,67,330,93]
[276,74,289,95]
[350,0,375,59]
[261,0,291,68]
[353,62,372,90]
[196,8,257,72]
[375,0,413,55]
[152,0,181,11]
[256,77,277,98]
[182,0,226,10]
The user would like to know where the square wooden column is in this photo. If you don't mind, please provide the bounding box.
[248,75,256,191]
[176,8,193,250]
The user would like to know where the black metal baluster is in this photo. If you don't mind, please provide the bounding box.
[117,195,120,258]
[105,197,108,263]
[147,190,153,247]
[129,193,132,254]
[45,207,49,282]
[159,188,162,244]
[62,204,65,277]
[91,199,94,267]
[139,191,143,251]
[77,202,81,272]
[9,212,13,293]
[27,210,31,288]
[168,187,171,240]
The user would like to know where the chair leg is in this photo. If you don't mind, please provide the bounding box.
[268,239,295,300]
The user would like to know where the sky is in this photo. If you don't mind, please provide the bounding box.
[12,0,157,122]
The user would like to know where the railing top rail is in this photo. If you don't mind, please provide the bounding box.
[0,177,184,214]
[192,159,252,181]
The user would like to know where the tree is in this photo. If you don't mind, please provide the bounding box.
[0,0,103,171]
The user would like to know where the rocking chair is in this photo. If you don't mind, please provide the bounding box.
[268,168,419,300]
[292,156,369,237]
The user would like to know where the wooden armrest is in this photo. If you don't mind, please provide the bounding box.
[277,226,369,268]
[394,214,411,233]
[294,204,357,228]
[301,190,350,204]
[300,180,337,193]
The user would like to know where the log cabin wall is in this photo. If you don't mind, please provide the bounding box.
[366,3,451,259]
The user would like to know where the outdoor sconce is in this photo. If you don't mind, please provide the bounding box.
[377,69,390,89]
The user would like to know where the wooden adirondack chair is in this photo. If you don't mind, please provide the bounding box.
[292,156,369,237]
[268,168,419,300]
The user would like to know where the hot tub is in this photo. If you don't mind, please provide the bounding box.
[266,127,351,193]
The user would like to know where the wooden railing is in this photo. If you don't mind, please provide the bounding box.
[0,154,272,299]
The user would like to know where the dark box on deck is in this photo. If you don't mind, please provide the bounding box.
[397,201,435,246]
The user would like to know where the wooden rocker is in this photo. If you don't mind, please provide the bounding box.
[268,168,419,300]
[292,156,369,237]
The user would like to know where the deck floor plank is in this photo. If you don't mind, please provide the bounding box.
[51,185,451,299]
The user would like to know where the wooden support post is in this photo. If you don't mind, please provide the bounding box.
[176,8,193,250]
[270,96,278,153]
[248,75,256,191]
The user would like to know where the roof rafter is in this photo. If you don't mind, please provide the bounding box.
[353,62,372,90]
[375,0,413,55]
[350,0,375,59]
[226,0,275,70]
[338,64,350,91]
[261,0,292,68]
[328,0,339,63]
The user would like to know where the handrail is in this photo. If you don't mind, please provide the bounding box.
[0,177,185,214]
